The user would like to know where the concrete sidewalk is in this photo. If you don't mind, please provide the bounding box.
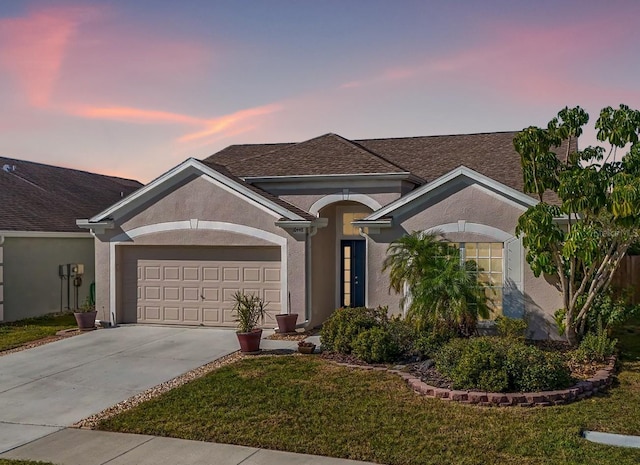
[0,428,375,465]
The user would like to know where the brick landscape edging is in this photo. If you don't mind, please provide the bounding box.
[335,356,617,407]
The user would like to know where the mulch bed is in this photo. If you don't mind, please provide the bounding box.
[266,328,319,341]
[321,341,609,391]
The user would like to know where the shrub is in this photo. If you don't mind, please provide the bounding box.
[320,306,388,354]
[413,328,455,359]
[495,316,527,340]
[386,316,415,355]
[505,344,573,392]
[435,337,572,393]
[352,327,401,363]
[574,330,618,363]
[583,290,639,335]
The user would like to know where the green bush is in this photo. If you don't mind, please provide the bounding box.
[495,316,528,340]
[505,343,573,392]
[386,316,415,355]
[413,329,455,358]
[352,327,402,363]
[435,337,573,393]
[320,306,388,354]
[583,290,639,335]
[574,330,618,363]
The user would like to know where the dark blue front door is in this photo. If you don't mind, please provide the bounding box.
[341,240,366,308]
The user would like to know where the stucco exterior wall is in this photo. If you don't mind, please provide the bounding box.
[281,191,400,214]
[93,174,305,325]
[309,204,337,327]
[364,183,564,336]
[2,237,95,321]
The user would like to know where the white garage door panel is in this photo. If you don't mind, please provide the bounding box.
[123,248,282,326]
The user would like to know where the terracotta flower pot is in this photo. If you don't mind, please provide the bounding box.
[236,328,263,354]
[275,313,298,333]
[74,311,97,331]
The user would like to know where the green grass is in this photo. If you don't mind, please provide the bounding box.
[98,321,640,465]
[0,313,77,352]
[0,460,56,465]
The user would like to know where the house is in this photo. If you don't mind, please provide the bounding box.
[78,132,574,338]
[0,157,142,322]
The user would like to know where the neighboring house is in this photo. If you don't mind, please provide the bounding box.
[0,157,142,322]
[79,132,574,338]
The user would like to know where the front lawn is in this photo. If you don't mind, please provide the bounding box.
[98,321,640,465]
[0,313,77,352]
[0,460,56,465]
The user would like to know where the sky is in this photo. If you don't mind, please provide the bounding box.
[0,0,639,183]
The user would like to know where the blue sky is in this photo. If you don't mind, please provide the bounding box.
[1,0,638,182]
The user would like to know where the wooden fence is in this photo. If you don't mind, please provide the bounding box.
[611,255,640,305]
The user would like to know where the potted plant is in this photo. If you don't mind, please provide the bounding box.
[275,312,298,333]
[233,291,267,353]
[74,297,97,331]
[298,340,316,354]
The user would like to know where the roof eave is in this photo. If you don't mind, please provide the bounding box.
[243,172,423,184]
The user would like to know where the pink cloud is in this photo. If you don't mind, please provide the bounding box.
[66,102,282,144]
[69,105,204,125]
[0,6,100,107]
[178,104,283,142]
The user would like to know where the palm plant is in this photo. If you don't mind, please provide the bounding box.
[383,231,491,335]
[232,291,267,333]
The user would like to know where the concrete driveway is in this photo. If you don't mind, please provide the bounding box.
[0,325,246,453]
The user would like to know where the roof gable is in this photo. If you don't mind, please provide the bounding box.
[86,158,315,225]
[362,166,538,222]
[0,157,142,233]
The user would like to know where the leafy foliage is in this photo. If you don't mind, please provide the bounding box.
[232,291,267,333]
[435,337,573,392]
[352,327,402,363]
[383,231,490,336]
[320,306,389,353]
[514,105,640,345]
[495,316,528,340]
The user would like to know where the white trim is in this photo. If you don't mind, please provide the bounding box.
[90,158,305,223]
[309,193,382,216]
[364,166,538,221]
[0,231,93,238]
[424,222,513,242]
[108,220,288,326]
[244,172,419,183]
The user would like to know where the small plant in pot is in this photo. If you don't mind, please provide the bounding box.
[298,340,316,354]
[233,291,267,354]
[74,297,97,331]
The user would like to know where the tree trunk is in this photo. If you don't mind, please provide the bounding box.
[566,323,579,348]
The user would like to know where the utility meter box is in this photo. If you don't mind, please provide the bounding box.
[70,264,84,276]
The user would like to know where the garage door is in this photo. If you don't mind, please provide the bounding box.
[121,246,281,327]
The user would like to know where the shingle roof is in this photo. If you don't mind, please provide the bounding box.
[0,157,142,232]
[199,160,316,221]
[205,131,576,201]
[206,133,409,177]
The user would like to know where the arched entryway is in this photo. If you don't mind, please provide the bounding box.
[310,200,374,325]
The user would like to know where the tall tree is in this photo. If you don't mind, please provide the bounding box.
[514,105,640,346]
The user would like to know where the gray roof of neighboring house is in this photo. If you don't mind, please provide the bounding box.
[0,157,143,232]
[204,131,576,201]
